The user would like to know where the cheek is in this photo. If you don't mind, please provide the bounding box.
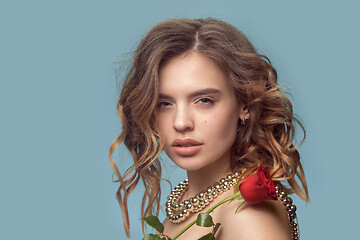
[153,115,164,135]
[201,113,238,139]
[155,113,168,130]
[155,115,174,143]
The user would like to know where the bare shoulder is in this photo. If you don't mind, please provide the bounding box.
[217,199,291,240]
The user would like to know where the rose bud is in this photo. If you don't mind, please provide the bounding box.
[239,165,277,204]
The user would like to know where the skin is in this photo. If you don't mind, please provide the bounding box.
[155,52,290,239]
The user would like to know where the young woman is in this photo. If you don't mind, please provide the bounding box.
[110,18,309,240]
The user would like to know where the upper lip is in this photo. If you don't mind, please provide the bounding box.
[172,138,203,147]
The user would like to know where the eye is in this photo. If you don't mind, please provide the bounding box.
[196,97,214,105]
[157,101,173,109]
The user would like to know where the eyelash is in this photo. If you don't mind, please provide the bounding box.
[196,97,214,105]
[157,97,215,109]
[157,101,172,109]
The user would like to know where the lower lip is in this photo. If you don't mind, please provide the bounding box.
[172,145,203,156]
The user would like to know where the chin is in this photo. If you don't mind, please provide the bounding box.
[171,157,210,172]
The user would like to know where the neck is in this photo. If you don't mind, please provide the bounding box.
[184,152,232,198]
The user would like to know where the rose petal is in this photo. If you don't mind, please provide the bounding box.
[239,166,277,204]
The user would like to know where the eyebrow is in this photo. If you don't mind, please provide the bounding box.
[158,88,221,99]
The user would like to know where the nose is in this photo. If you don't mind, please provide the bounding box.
[173,105,194,132]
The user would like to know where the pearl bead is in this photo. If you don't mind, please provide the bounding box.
[213,182,221,189]
[279,192,286,199]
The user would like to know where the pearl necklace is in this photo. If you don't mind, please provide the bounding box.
[165,175,300,240]
[165,172,242,223]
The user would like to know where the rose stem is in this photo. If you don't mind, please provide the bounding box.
[172,191,243,240]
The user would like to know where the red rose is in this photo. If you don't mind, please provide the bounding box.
[239,166,277,204]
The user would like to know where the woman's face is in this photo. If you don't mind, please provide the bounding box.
[155,52,248,171]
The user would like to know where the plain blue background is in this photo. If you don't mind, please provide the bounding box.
[1,0,359,239]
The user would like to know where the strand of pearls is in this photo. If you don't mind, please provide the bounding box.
[275,185,300,240]
[166,172,242,223]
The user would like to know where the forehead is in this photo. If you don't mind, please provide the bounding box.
[158,52,232,95]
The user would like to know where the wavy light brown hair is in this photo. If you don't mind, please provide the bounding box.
[109,18,309,237]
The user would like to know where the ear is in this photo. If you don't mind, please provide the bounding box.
[239,105,249,120]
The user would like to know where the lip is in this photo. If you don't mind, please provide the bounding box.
[171,138,203,156]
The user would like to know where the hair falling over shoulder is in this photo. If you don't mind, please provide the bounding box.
[109,18,309,237]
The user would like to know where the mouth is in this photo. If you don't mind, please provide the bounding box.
[173,143,202,147]
[171,138,203,156]
[172,138,202,146]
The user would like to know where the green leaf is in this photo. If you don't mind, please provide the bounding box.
[212,223,221,235]
[143,234,162,240]
[198,233,215,240]
[141,215,164,233]
[196,213,214,227]
[235,200,246,213]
